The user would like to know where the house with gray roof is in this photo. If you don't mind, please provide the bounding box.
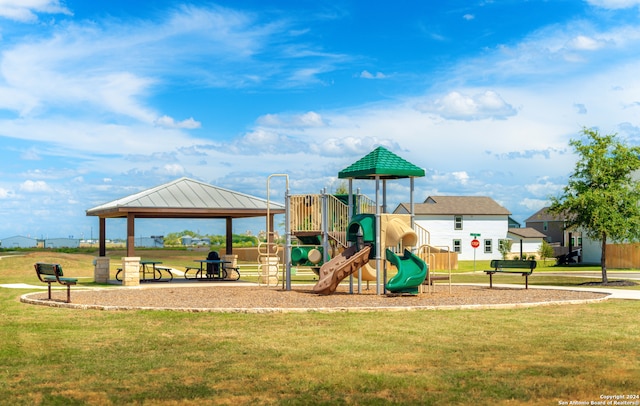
[525,206,582,260]
[507,227,547,260]
[395,196,543,260]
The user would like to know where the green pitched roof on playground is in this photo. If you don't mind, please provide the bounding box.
[338,146,425,179]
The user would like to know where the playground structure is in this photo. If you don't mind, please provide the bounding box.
[263,146,454,295]
[311,212,429,295]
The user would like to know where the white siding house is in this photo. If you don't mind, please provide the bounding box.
[581,234,601,263]
[506,228,547,259]
[394,196,512,261]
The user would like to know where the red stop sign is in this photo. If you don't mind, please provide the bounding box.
[471,239,480,248]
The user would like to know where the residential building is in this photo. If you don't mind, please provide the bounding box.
[507,228,547,260]
[394,196,512,261]
[525,207,582,260]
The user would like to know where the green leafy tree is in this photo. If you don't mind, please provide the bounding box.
[549,128,640,283]
[498,239,513,260]
[335,181,349,195]
[538,240,555,264]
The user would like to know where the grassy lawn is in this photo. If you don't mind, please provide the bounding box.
[1,251,639,404]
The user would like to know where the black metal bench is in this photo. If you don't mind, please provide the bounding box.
[34,263,78,303]
[484,259,536,289]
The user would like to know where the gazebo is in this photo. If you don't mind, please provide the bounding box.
[338,146,426,294]
[86,177,285,284]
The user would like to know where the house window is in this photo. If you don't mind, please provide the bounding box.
[484,239,492,254]
[543,221,548,231]
[453,239,461,253]
[454,215,463,230]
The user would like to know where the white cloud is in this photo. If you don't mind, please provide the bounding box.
[19,180,51,192]
[20,148,41,160]
[519,198,549,212]
[452,171,470,184]
[0,187,11,198]
[308,136,394,157]
[256,111,325,128]
[525,178,564,197]
[1,40,158,121]
[463,14,475,21]
[360,70,386,79]
[0,0,71,23]
[418,90,517,120]
[450,20,640,83]
[586,0,640,9]
[568,35,606,51]
[574,103,588,114]
[232,128,292,153]
[0,4,325,121]
[162,164,185,176]
[154,115,202,129]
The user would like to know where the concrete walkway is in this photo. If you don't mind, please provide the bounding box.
[542,271,640,280]
[461,282,640,300]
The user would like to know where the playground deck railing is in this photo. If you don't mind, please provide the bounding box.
[290,193,376,249]
[412,222,430,248]
[326,194,349,248]
[290,194,323,234]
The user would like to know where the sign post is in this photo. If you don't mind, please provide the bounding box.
[470,233,481,272]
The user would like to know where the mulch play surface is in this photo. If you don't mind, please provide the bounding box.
[24,284,610,312]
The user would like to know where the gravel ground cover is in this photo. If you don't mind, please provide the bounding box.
[23,284,610,312]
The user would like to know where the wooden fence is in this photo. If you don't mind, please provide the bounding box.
[417,246,458,271]
[605,243,640,269]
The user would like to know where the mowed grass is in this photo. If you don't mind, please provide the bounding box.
[1,289,639,405]
[1,251,639,404]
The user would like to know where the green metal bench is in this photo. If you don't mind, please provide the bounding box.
[34,263,78,303]
[484,259,536,289]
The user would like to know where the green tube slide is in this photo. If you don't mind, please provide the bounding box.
[385,248,427,294]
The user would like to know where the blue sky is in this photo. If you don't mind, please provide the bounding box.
[1,0,640,240]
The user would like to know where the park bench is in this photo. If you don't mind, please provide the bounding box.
[484,259,536,289]
[34,263,78,303]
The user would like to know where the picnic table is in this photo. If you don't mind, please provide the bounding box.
[185,259,230,280]
[115,260,173,282]
[140,260,173,282]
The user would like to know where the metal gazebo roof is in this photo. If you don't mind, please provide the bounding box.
[86,177,284,219]
[86,177,284,257]
[338,146,425,179]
